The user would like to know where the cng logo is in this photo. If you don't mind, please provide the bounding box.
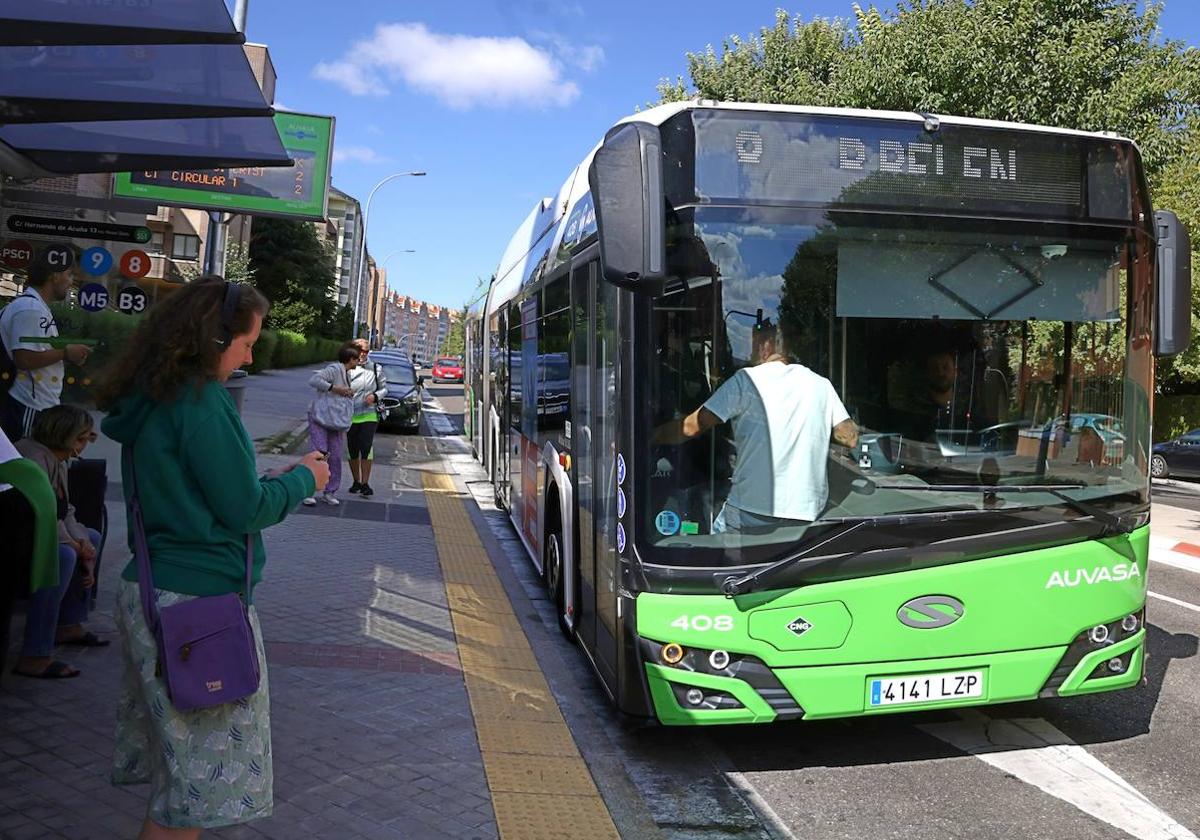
[786,616,813,636]
[898,595,964,629]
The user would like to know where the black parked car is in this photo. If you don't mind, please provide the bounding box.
[368,351,423,434]
[1151,429,1200,479]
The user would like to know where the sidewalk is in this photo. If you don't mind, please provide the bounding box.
[0,384,621,838]
[1152,478,1200,552]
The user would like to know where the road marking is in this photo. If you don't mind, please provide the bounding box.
[920,710,1197,840]
[1149,590,1200,614]
[1152,552,1200,575]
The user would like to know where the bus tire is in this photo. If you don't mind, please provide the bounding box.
[544,506,573,641]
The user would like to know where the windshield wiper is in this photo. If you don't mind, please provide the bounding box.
[721,521,868,598]
[871,482,1124,533]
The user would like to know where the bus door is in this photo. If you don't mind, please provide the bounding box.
[490,308,510,505]
[571,259,619,686]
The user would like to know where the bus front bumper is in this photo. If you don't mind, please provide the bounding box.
[644,630,1144,726]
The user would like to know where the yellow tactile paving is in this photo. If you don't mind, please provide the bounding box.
[422,471,620,840]
[464,675,561,723]
[483,753,600,795]
[492,793,622,840]
[474,719,581,758]
[459,641,544,673]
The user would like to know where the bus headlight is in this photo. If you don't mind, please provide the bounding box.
[1121,614,1140,633]
[685,688,704,706]
[708,650,730,671]
[1089,625,1110,644]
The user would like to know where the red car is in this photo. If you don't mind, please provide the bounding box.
[431,356,464,383]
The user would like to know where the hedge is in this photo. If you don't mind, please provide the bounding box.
[29,303,341,392]
[1154,395,1200,442]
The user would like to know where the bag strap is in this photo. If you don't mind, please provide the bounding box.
[124,445,254,633]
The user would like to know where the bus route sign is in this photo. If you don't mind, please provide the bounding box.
[111,112,334,221]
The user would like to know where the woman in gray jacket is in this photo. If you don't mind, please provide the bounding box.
[302,345,358,506]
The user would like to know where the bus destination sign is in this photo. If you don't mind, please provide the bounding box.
[694,111,1131,221]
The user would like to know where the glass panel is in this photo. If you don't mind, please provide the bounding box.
[835,230,1120,321]
[2,0,237,36]
[642,209,1148,563]
[379,364,414,387]
[0,116,290,173]
[0,45,270,121]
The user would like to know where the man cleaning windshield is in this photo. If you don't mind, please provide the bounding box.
[654,320,858,533]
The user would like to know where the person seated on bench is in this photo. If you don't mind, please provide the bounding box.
[12,404,105,679]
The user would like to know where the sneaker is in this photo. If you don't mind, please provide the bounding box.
[348,482,364,494]
[320,493,341,506]
[302,497,317,507]
[360,483,374,497]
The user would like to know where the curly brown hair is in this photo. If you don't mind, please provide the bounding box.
[95,276,269,409]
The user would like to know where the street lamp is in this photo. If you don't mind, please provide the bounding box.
[353,171,426,338]
[380,248,416,267]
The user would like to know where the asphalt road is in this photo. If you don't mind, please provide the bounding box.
[422,374,465,436]
[423,383,1200,840]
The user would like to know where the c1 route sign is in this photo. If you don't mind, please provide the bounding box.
[111,112,334,221]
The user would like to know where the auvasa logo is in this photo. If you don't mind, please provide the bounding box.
[1045,563,1141,589]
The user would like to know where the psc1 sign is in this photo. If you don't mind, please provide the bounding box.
[0,239,33,269]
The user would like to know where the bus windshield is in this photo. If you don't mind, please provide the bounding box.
[641,209,1151,562]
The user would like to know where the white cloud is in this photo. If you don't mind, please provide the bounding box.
[313,23,580,109]
[333,145,388,164]
[529,30,605,73]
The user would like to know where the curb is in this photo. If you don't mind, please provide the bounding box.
[256,419,310,455]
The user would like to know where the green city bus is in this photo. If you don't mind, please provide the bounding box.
[464,102,1191,724]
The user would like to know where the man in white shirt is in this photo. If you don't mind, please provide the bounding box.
[0,257,92,440]
[655,322,858,533]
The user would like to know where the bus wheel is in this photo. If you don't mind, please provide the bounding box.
[545,524,573,641]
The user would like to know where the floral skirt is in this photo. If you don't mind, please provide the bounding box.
[111,578,273,828]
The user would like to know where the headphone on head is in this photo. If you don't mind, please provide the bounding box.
[215,281,242,347]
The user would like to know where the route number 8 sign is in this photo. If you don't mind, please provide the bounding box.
[119,248,151,279]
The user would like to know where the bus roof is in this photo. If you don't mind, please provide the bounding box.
[622,101,1138,146]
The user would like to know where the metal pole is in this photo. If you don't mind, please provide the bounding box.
[202,211,229,277]
[234,0,249,33]
[352,171,425,338]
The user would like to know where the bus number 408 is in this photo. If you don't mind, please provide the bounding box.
[670,615,735,632]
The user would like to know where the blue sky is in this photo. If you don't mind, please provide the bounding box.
[237,0,1200,310]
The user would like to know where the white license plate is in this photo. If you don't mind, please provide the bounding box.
[868,670,984,707]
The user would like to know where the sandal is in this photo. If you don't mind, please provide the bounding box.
[12,661,81,679]
[58,632,110,648]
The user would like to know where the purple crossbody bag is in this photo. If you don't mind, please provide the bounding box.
[126,448,261,711]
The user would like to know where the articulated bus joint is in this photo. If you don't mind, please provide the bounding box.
[1038,607,1146,697]
[637,637,804,721]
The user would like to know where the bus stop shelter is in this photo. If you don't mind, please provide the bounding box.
[0,0,291,177]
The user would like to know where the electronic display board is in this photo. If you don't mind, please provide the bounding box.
[112,112,333,221]
[688,110,1132,222]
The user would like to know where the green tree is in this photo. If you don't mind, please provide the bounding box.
[180,241,255,284]
[248,217,342,338]
[442,310,466,357]
[658,0,1200,391]
[663,2,1200,177]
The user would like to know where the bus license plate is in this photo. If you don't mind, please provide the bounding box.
[869,670,984,707]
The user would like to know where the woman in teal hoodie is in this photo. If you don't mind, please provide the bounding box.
[98,278,330,839]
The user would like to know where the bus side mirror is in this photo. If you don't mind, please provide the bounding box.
[588,121,666,289]
[1156,209,1192,358]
